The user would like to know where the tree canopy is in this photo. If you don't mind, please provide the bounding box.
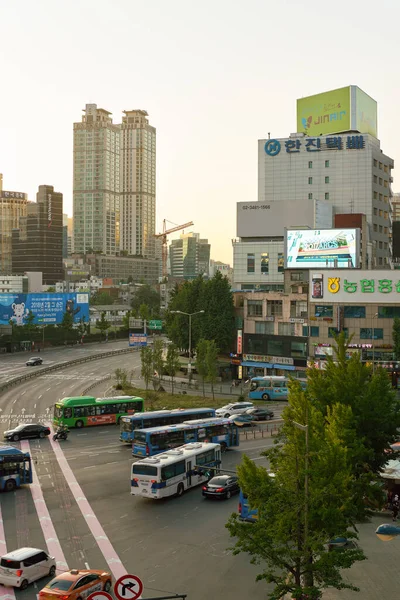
[131,285,160,317]
[165,272,235,353]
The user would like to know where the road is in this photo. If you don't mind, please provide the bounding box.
[0,353,279,599]
[0,340,129,383]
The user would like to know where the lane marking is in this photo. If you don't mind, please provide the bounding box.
[20,390,26,396]
[0,507,16,599]
[38,394,42,399]
[46,387,51,391]
[85,562,90,569]
[47,424,126,579]
[34,404,37,409]
[20,441,69,573]
[84,466,96,470]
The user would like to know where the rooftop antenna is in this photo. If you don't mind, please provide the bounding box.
[268,132,271,139]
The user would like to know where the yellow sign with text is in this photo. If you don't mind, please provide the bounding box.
[297,87,351,136]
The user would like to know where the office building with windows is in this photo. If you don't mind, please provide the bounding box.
[12,185,63,285]
[259,133,394,268]
[169,232,211,280]
[0,187,28,274]
[120,110,156,259]
[73,104,121,255]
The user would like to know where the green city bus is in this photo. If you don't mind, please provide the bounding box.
[53,395,145,428]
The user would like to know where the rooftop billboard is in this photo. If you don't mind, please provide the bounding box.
[285,229,359,269]
[297,86,377,137]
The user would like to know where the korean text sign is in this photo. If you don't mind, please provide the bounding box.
[0,292,90,325]
[309,270,400,303]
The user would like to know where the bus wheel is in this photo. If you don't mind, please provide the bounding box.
[220,442,227,453]
[5,479,16,492]
[262,393,270,400]
[76,420,84,428]
[177,483,184,497]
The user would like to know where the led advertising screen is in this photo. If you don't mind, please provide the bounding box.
[0,292,90,326]
[285,229,359,269]
[297,87,351,136]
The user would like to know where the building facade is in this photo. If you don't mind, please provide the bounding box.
[120,110,156,259]
[0,189,28,274]
[84,253,159,284]
[73,104,120,255]
[12,185,63,285]
[169,232,211,279]
[0,275,29,293]
[259,133,394,268]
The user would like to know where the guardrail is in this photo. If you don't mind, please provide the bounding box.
[0,347,139,396]
[239,419,283,439]
[81,374,112,395]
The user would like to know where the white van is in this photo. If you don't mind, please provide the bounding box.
[0,547,56,590]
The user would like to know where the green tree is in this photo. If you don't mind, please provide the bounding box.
[226,382,366,599]
[131,285,160,317]
[393,317,400,360]
[97,312,110,340]
[165,344,181,395]
[152,338,164,390]
[139,303,150,323]
[206,340,219,401]
[196,338,209,398]
[140,346,153,394]
[91,291,114,306]
[202,271,235,352]
[307,333,400,515]
[121,311,132,331]
[76,317,88,341]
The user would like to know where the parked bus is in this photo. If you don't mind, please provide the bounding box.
[53,395,145,428]
[0,447,33,492]
[131,442,221,499]
[132,418,239,457]
[119,408,216,443]
[248,376,307,401]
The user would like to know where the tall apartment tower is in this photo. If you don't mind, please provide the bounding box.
[120,110,156,259]
[12,185,63,284]
[170,232,211,280]
[73,104,120,255]
[0,185,28,274]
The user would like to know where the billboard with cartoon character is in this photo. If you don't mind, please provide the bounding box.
[0,293,90,326]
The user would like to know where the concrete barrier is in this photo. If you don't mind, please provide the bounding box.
[81,374,112,395]
[0,347,139,396]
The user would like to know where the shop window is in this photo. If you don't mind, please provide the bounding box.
[291,341,307,358]
[247,253,255,273]
[343,306,366,318]
[278,252,284,273]
[266,300,283,317]
[278,322,295,336]
[314,305,333,317]
[267,339,283,356]
[261,253,269,274]
[255,321,274,335]
[360,328,383,340]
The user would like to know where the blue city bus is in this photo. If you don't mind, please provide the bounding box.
[132,418,240,457]
[238,490,258,522]
[248,376,307,401]
[120,407,216,443]
[0,446,33,492]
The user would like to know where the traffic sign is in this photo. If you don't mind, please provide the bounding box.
[129,318,143,329]
[114,574,143,600]
[148,319,163,330]
[88,592,113,600]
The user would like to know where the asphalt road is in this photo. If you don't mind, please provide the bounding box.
[0,340,129,383]
[0,353,279,599]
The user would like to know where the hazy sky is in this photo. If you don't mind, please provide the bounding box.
[1,0,399,264]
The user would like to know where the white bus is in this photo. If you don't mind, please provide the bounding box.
[130,442,221,499]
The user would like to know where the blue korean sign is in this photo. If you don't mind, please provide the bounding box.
[265,135,365,156]
[129,333,148,347]
[0,293,90,326]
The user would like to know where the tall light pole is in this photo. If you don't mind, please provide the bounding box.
[372,312,378,373]
[293,417,309,561]
[170,310,205,378]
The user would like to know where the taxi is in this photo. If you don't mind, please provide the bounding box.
[39,569,112,599]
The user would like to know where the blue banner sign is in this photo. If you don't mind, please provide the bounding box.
[129,333,148,347]
[0,293,90,326]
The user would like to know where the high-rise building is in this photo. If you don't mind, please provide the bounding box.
[169,232,211,280]
[12,185,63,284]
[63,213,69,258]
[0,180,28,274]
[120,110,156,258]
[73,104,120,255]
[392,193,400,221]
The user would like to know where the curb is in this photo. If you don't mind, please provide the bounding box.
[0,347,139,396]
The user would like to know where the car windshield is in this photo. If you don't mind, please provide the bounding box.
[46,579,72,591]
[209,477,229,486]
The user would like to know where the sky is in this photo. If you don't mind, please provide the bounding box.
[1,0,399,265]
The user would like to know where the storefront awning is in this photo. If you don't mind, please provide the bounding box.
[241,361,274,368]
[273,364,296,371]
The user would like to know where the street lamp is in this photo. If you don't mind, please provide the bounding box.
[170,310,205,378]
[372,312,378,373]
[293,419,309,552]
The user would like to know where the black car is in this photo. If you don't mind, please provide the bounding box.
[26,357,43,366]
[3,424,51,442]
[202,475,240,499]
[244,408,274,421]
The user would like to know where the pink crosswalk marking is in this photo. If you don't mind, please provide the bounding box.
[0,500,16,600]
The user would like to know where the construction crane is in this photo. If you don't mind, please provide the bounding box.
[155,219,194,279]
